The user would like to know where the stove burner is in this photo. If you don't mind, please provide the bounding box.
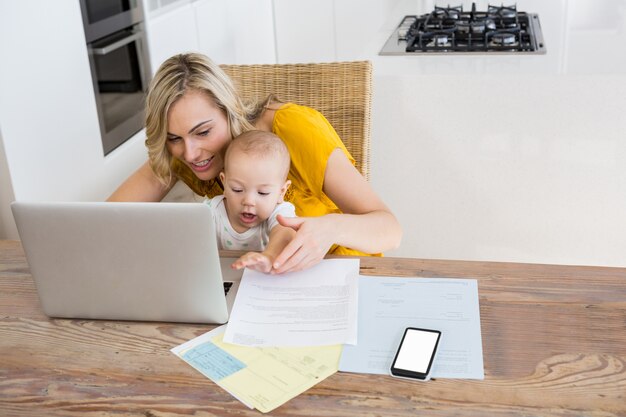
[433,5,462,20]
[488,4,517,19]
[491,32,518,46]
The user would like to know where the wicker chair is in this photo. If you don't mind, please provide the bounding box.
[221,61,372,180]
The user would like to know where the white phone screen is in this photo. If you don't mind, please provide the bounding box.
[394,328,440,373]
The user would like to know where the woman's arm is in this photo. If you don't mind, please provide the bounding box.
[272,148,402,273]
[107,161,174,202]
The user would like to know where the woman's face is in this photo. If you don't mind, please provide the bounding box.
[166,89,231,181]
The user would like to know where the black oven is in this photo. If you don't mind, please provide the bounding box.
[80,0,143,43]
[80,0,151,155]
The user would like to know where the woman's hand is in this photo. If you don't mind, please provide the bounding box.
[270,215,336,274]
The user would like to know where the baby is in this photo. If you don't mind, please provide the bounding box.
[204,130,296,273]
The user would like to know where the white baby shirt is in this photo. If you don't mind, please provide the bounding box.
[203,195,296,251]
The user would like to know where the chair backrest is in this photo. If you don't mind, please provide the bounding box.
[221,61,372,180]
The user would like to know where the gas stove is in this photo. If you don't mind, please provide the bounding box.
[380,3,546,55]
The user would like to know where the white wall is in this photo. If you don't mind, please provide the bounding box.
[0,1,148,239]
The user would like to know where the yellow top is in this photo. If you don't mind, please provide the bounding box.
[173,103,379,257]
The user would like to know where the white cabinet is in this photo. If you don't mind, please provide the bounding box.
[195,0,275,64]
[193,0,232,63]
[273,0,336,63]
[145,1,200,74]
[145,0,275,70]
[272,0,415,64]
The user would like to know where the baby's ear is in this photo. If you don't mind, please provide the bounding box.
[278,180,291,202]
[219,172,226,183]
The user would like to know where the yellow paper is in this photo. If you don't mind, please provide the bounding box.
[212,334,342,413]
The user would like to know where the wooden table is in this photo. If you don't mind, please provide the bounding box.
[1,239,625,416]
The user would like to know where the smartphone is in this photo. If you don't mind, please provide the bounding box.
[390,327,441,381]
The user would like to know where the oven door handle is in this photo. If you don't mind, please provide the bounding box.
[89,32,142,56]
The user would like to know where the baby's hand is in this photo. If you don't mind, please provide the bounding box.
[231,252,273,274]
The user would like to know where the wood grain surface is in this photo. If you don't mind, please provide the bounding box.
[1,240,625,416]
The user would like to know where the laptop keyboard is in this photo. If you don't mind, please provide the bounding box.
[223,281,234,295]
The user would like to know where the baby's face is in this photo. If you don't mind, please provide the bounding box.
[220,152,289,233]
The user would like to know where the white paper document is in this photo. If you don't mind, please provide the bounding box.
[339,276,484,379]
[224,258,359,347]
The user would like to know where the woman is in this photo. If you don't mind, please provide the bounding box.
[108,53,402,273]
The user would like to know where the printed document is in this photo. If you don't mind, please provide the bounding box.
[171,325,342,413]
[224,258,359,347]
[339,276,484,379]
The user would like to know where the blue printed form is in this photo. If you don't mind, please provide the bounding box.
[182,342,246,381]
[172,325,254,409]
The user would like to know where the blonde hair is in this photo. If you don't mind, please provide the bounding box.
[225,130,291,179]
[144,53,259,186]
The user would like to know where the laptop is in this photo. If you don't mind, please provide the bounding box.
[11,201,243,324]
